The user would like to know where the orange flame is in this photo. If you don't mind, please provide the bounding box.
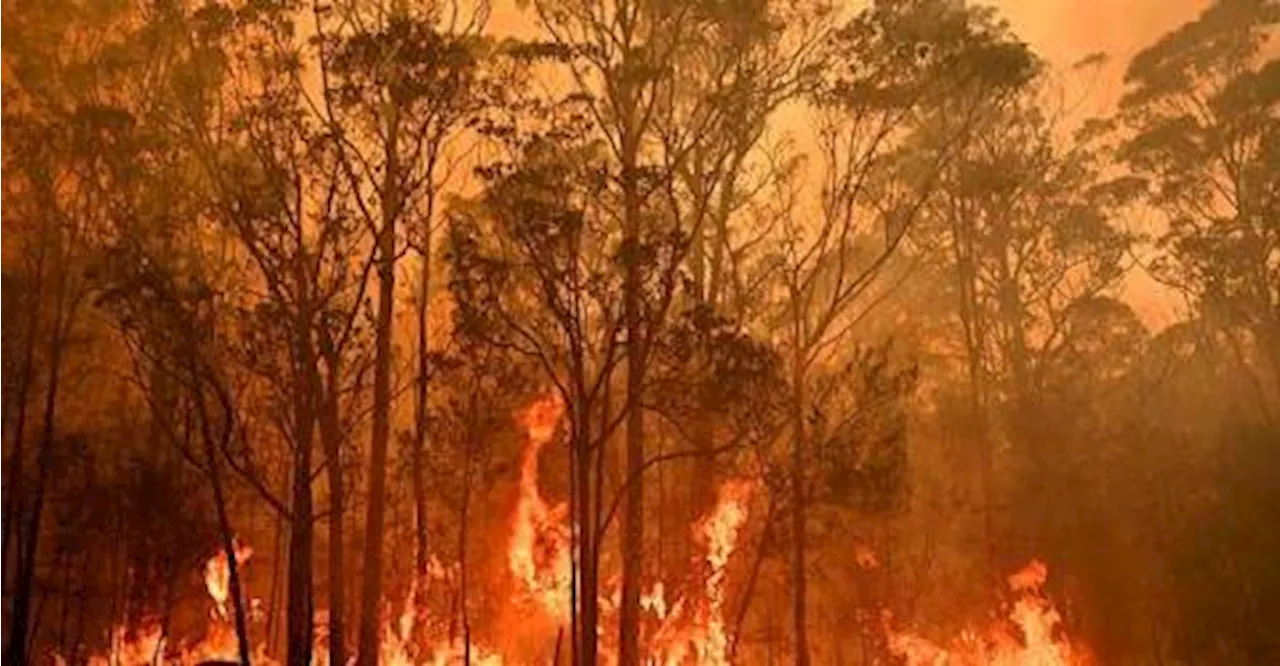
[647,479,753,666]
[204,541,254,622]
[509,392,574,624]
[887,560,1091,666]
[86,623,166,666]
[59,394,1094,666]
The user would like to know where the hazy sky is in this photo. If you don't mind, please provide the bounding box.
[997,0,1208,99]
[489,0,1212,117]
[992,0,1210,329]
[1000,0,1206,61]
[487,0,1215,329]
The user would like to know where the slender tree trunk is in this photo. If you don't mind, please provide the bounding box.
[618,132,644,666]
[412,230,432,613]
[358,112,401,666]
[459,392,475,666]
[56,545,72,660]
[71,551,89,666]
[320,379,346,666]
[790,343,810,666]
[573,402,598,666]
[2,244,46,587]
[993,223,1040,558]
[4,302,66,666]
[9,363,57,666]
[729,498,776,662]
[287,394,316,666]
[267,501,286,657]
[951,209,996,570]
[195,385,254,666]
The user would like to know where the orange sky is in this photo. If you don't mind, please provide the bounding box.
[993,0,1210,330]
[999,0,1207,62]
[492,0,1211,65]
[997,0,1208,101]
[485,0,1212,329]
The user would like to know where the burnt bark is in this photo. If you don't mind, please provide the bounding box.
[458,391,476,666]
[286,393,316,666]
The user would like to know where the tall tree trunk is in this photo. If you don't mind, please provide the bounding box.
[267,499,287,656]
[790,354,810,666]
[320,378,346,666]
[2,244,46,586]
[285,271,320,666]
[4,276,66,666]
[358,111,401,666]
[949,204,997,571]
[618,129,644,666]
[195,384,254,666]
[288,392,316,666]
[573,400,598,666]
[992,220,1039,559]
[412,228,432,614]
[729,498,777,663]
[458,392,475,666]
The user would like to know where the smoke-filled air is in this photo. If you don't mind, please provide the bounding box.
[2,0,1277,665]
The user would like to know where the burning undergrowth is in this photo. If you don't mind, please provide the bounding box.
[58,395,1089,666]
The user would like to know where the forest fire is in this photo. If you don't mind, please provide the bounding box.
[508,393,759,664]
[205,543,254,622]
[7,0,1276,660]
[509,394,574,623]
[886,561,1090,666]
[55,396,1091,666]
[645,480,753,666]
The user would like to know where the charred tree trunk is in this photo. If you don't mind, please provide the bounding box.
[729,497,777,662]
[284,270,320,666]
[948,199,997,569]
[267,499,286,656]
[458,391,476,666]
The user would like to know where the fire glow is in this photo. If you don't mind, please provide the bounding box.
[886,561,1090,666]
[58,396,1088,666]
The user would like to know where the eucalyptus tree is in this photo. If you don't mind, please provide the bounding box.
[1118,0,1280,411]
[767,1,1036,660]
[1,0,181,659]
[524,0,832,659]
